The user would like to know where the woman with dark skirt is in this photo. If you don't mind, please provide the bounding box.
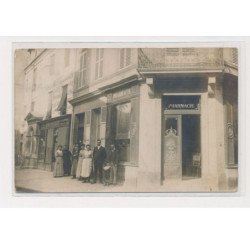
[71,144,79,179]
[62,145,72,176]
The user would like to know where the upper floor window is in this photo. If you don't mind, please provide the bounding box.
[120,48,131,69]
[182,48,196,56]
[95,48,104,80]
[50,54,55,75]
[232,48,238,65]
[165,48,180,56]
[32,68,37,92]
[78,50,88,88]
[64,49,70,67]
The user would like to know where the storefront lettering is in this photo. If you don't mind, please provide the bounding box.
[167,103,197,109]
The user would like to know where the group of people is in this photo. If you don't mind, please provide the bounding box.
[53,139,118,186]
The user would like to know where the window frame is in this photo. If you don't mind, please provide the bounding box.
[114,101,131,163]
[78,50,88,89]
[119,48,132,69]
[95,48,104,80]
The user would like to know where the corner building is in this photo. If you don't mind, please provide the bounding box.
[69,48,238,191]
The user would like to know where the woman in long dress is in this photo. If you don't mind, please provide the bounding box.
[81,144,93,183]
[71,144,79,179]
[76,144,85,180]
[53,145,64,177]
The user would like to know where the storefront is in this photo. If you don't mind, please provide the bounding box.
[137,75,238,191]
[162,95,201,180]
[105,84,140,184]
[70,83,140,184]
[23,113,42,167]
[37,114,71,171]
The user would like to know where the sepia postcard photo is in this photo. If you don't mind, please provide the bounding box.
[14,46,238,193]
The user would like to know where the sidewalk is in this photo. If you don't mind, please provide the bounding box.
[15,168,127,193]
[15,168,221,193]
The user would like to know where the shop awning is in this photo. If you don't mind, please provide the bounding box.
[56,86,67,111]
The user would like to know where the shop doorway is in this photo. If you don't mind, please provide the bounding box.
[162,95,201,181]
[163,115,201,179]
[181,115,201,178]
[76,113,85,145]
[163,114,201,180]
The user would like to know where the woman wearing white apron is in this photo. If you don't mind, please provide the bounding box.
[81,144,93,183]
[76,144,85,180]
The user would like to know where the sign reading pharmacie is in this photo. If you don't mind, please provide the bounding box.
[164,95,200,111]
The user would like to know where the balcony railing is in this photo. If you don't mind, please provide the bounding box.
[138,48,225,71]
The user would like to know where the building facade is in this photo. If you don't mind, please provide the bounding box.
[21,49,75,170]
[19,47,238,192]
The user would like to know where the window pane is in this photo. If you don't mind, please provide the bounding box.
[116,139,130,162]
[99,60,103,77]
[125,48,131,66]
[116,102,131,139]
[96,49,99,60]
[100,48,104,59]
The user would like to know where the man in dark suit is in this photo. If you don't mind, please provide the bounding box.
[91,139,106,184]
[62,145,72,176]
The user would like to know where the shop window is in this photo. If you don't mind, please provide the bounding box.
[95,48,104,79]
[225,101,238,165]
[115,102,131,162]
[120,48,131,69]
